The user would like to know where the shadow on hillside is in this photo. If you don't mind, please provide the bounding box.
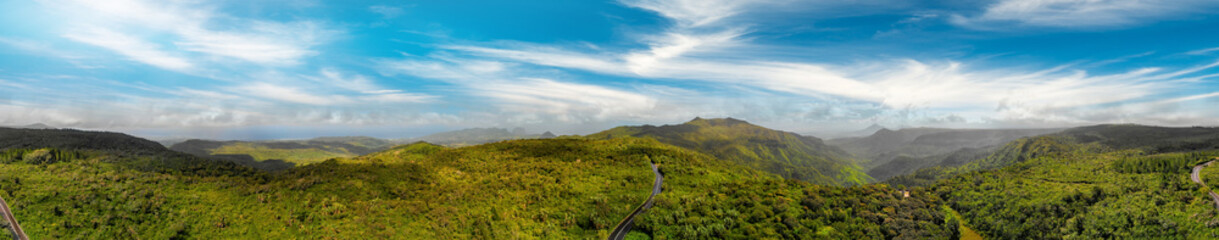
[211,154,296,171]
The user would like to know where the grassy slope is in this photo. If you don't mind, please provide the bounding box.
[588,118,870,186]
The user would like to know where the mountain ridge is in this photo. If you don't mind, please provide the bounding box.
[587,117,870,185]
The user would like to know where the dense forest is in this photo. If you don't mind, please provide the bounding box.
[4,124,1219,239]
[828,127,1061,181]
[0,128,951,239]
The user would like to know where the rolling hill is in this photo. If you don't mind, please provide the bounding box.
[829,127,1062,181]
[888,125,1219,187]
[405,127,554,147]
[924,125,1219,239]
[0,128,952,239]
[587,117,870,186]
[169,136,396,168]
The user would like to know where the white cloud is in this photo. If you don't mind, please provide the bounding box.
[229,69,434,106]
[431,0,1219,128]
[1188,47,1219,55]
[951,0,1219,29]
[620,0,764,27]
[62,28,194,71]
[474,78,657,122]
[384,58,658,122]
[232,82,342,105]
[174,21,327,65]
[51,0,334,66]
[369,5,404,19]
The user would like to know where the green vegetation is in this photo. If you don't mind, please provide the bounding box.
[0,139,653,239]
[925,131,1219,239]
[408,127,553,147]
[1199,159,1219,191]
[169,137,398,169]
[589,117,870,186]
[208,142,352,165]
[7,124,1219,239]
[829,128,1061,182]
[0,127,956,239]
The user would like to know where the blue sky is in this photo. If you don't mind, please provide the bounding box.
[1,0,1218,140]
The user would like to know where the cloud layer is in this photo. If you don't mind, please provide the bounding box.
[0,0,1217,139]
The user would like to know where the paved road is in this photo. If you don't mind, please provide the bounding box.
[1191,159,1219,211]
[0,195,27,240]
[608,163,663,240]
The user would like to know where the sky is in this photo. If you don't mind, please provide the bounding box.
[1,0,1218,140]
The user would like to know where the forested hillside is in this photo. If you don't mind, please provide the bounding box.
[0,129,953,239]
[829,128,1061,181]
[881,125,1219,239]
[169,136,396,169]
[8,125,1219,239]
[588,118,870,186]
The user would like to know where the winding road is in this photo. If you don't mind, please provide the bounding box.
[608,163,663,240]
[1191,159,1219,211]
[0,194,27,240]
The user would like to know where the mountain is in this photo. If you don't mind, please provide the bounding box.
[14,123,55,129]
[829,127,1062,181]
[811,123,888,139]
[407,127,552,147]
[0,133,952,239]
[169,136,395,167]
[587,117,870,185]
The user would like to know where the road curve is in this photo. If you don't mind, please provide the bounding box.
[0,195,27,240]
[608,163,663,240]
[1191,159,1219,211]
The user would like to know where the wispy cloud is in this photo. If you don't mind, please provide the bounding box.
[1188,47,1219,55]
[432,0,1219,128]
[369,5,405,19]
[383,57,657,123]
[62,28,194,71]
[51,0,336,66]
[950,0,1219,29]
[232,82,340,105]
[620,0,765,27]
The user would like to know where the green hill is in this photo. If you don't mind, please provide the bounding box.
[0,128,953,239]
[830,128,1061,181]
[407,127,553,147]
[886,125,1219,187]
[925,126,1219,239]
[587,117,870,186]
[169,136,397,168]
